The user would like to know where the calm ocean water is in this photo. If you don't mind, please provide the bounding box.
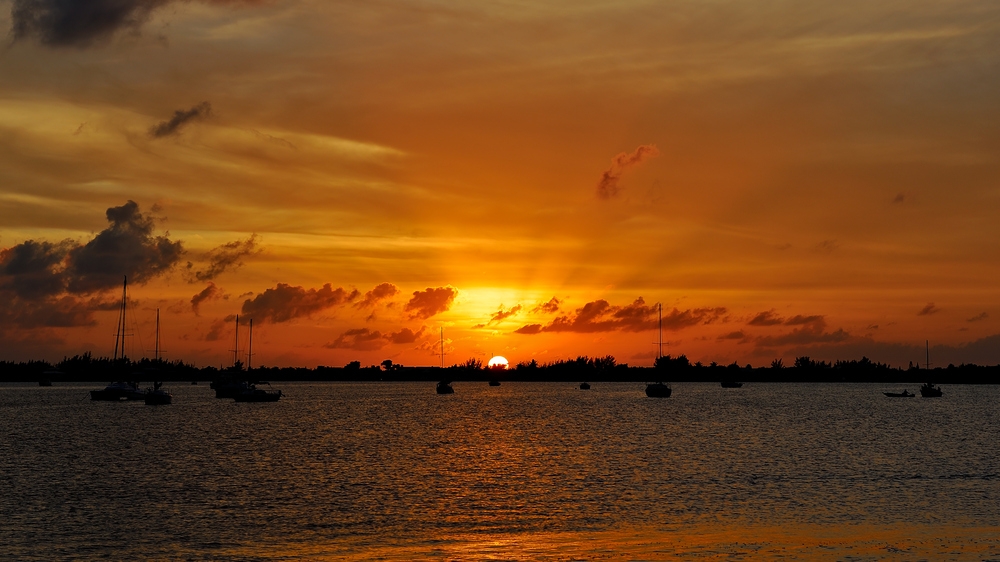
[1,381,998,561]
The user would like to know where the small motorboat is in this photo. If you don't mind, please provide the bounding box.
[721,381,743,388]
[233,384,282,402]
[144,381,173,405]
[883,390,914,397]
[645,382,672,398]
[920,383,943,397]
[436,381,454,394]
[488,380,501,386]
[579,382,591,390]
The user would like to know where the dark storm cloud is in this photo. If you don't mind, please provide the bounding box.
[596,144,659,200]
[10,0,169,47]
[10,0,260,48]
[189,234,260,282]
[1,200,182,298]
[65,200,184,294]
[238,283,360,324]
[514,297,726,335]
[149,102,212,138]
[0,239,74,299]
[0,201,181,334]
[404,287,457,320]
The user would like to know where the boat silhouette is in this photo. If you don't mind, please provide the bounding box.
[91,276,145,401]
[919,383,942,397]
[436,381,454,394]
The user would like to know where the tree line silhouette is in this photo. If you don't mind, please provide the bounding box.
[2,352,999,384]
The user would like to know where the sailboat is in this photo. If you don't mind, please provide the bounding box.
[919,340,943,397]
[233,318,282,402]
[212,315,251,398]
[91,276,145,401]
[144,309,172,405]
[645,303,672,398]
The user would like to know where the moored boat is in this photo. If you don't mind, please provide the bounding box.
[144,381,172,405]
[579,382,591,390]
[645,382,672,398]
[920,383,943,397]
[721,381,743,388]
[91,277,146,402]
[883,390,914,397]
[436,381,454,394]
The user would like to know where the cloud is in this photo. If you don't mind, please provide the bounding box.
[918,303,940,316]
[65,201,184,294]
[0,201,182,335]
[326,325,426,351]
[387,326,426,344]
[149,102,213,138]
[531,297,561,314]
[0,239,75,299]
[404,286,457,320]
[474,304,523,328]
[0,201,182,299]
[10,0,259,48]
[238,283,359,324]
[326,328,387,351]
[514,297,726,334]
[718,330,747,341]
[191,282,223,315]
[188,234,260,282]
[204,318,227,342]
[753,317,850,347]
[596,144,659,199]
[747,310,784,326]
[967,312,989,323]
[355,282,399,309]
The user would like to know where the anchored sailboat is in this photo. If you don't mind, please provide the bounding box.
[144,309,172,405]
[646,302,672,398]
[91,276,145,401]
[233,318,283,402]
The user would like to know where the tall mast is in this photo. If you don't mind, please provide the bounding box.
[233,314,240,368]
[658,302,663,360]
[925,340,930,370]
[440,327,445,368]
[114,275,127,361]
[154,308,160,361]
[248,318,253,371]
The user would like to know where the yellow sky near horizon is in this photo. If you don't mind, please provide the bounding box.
[1,0,999,368]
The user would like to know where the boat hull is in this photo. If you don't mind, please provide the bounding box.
[645,383,672,398]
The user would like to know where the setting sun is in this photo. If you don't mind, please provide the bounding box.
[487,356,509,369]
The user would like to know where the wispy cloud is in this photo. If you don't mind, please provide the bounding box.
[515,297,726,335]
[918,303,940,316]
[596,144,659,199]
[149,102,212,138]
[189,234,261,282]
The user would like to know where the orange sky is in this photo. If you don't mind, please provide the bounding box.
[1,0,999,368]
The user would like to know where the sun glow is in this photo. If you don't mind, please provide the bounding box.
[488,356,509,369]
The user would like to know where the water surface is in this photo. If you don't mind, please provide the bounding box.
[2,382,998,560]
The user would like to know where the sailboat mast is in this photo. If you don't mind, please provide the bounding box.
[233,314,240,367]
[154,308,160,361]
[114,276,127,361]
[925,340,930,370]
[440,327,444,369]
[248,319,253,371]
[658,302,663,360]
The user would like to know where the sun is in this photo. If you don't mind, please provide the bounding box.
[487,356,509,369]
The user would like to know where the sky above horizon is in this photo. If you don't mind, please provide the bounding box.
[2,0,999,369]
